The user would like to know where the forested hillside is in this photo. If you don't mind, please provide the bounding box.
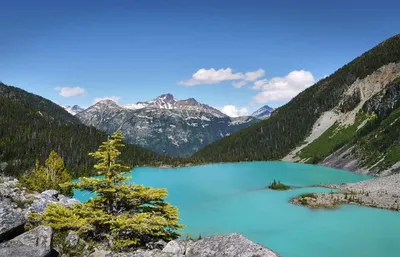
[193,35,400,173]
[0,83,165,177]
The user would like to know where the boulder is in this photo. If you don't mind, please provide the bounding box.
[0,225,53,257]
[41,190,59,200]
[0,199,26,242]
[184,233,279,257]
[162,240,189,255]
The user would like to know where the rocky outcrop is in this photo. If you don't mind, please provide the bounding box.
[0,177,80,245]
[0,226,53,257]
[111,234,279,257]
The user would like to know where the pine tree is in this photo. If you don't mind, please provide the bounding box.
[31,132,183,251]
[21,151,72,195]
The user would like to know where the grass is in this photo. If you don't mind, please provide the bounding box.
[268,179,290,190]
[356,106,400,171]
[298,113,371,164]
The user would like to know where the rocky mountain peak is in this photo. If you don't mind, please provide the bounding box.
[251,105,274,120]
[156,93,176,102]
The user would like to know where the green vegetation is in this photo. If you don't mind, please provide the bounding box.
[298,113,371,163]
[29,132,183,251]
[0,82,173,178]
[299,193,316,199]
[20,151,73,195]
[268,179,290,190]
[192,35,400,165]
[356,104,400,171]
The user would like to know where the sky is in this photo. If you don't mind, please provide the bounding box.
[1,0,399,117]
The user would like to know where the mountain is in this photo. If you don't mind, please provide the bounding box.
[64,105,84,115]
[193,34,400,176]
[76,94,259,156]
[251,105,274,119]
[0,83,165,177]
[124,93,227,117]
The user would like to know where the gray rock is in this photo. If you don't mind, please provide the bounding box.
[59,197,81,207]
[30,198,55,213]
[185,233,279,257]
[112,234,279,257]
[0,199,26,242]
[0,225,53,257]
[145,239,167,250]
[162,240,189,255]
[65,232,80,247]
[41,190,59,200]
[89,249,111,257]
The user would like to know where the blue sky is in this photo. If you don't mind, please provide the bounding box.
[1,0,399,116]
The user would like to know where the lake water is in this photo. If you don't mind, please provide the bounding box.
[74,161,400,257]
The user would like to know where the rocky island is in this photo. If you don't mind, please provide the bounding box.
[291,173,400,211]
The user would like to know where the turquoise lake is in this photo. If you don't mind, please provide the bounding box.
[74,161,400,257]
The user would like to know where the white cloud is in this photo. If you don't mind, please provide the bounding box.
[252,70,315,103]
[93,96,121,104]
[220,105,249,117]
[233,80,248,88]
[55,87,86,97]
[233,68,265,88]
[244,68,265,82]
[179,68,245,86]
[179,68,266,88]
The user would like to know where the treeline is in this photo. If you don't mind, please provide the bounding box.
[193,34,400,162]
[0,83,169,178]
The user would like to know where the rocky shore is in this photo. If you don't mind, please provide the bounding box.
[0,176,280,257]
[291,173,400,211]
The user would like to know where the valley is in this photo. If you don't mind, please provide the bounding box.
[1,2,400,255]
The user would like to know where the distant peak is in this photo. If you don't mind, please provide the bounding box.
[156,93,175,101]
[95,99,118,105]
[182,97,199,105]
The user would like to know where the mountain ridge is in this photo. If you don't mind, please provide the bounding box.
[76,95,260,156]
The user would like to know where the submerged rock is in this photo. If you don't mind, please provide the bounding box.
[0,225,53,257]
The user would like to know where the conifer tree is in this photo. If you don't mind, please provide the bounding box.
[32,132,183,251]
[22,151,72,195]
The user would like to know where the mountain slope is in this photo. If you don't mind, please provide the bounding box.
[77,95,259,156]
[251,105,274,119]
[193,34,400,175]
[0,83,163,177]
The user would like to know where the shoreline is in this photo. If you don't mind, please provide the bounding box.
[290,173,400,212]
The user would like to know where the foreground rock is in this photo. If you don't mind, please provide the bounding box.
[292,173,400,211]
[0,176,80,244]
[111,233,279,257]
[0,225,53,257]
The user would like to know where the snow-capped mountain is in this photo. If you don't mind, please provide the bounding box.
[64,105,85,115]
[251,105,274,119]
[124,93,226,118]
[76,94,260,156]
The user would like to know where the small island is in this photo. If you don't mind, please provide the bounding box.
[268,179,291,190]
